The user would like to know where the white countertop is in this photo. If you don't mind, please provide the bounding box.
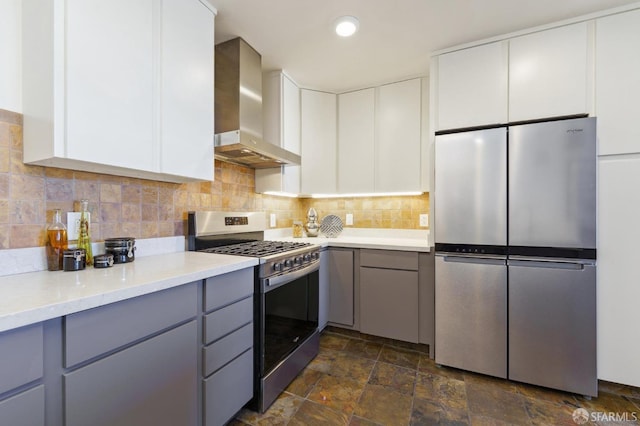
[264,228,431,252]
[0,252,258,333]
[0,229,430,333]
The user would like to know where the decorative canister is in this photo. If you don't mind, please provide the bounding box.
[292,221,304,238]
[104,237,136,264]
[63,249,86,271]
[93,254,114,268]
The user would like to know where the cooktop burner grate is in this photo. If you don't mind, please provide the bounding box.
[200,240,312,257]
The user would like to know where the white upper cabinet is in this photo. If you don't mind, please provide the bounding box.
[301,89,337,194]
[22,0,215,183]
[508,22,590,122]
[436,41,508,131]
[376,79,422,193]
[595,9,640,156]
[256,71,301,194]
[338,88,375,193]
[160,0,215,180]
[64,0,155,172]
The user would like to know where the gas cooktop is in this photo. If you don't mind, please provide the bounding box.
[200,240,312,258]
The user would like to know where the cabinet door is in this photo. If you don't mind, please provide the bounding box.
[0,385,44,426]
[327,249,354,326]
[64,321,197,426]
[596,9,640,156]
[301,90,337,194]
[160,0,214,180]
[376,79,422,192]
[65,0,154,171]
[338,88,375,193]
[509,22,589,122]
[360,267,419,343]
[318,250,330,331]
[597,156,640,386]
[436,41,508,131]
[282,74,301,193]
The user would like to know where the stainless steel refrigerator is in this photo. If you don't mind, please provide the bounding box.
[434,117,597,396]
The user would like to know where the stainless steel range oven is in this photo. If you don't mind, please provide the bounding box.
[187,211,320,413]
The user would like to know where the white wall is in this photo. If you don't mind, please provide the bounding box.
[0,0,22,112]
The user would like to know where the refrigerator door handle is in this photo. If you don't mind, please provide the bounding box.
[439,255,506,266]
[507,259,587,270]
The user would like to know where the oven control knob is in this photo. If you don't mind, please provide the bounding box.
[284,259,293,268]
[303,254,311,262]
[312,252,320,260]
[294,256,303,265]
[273,262,283,272]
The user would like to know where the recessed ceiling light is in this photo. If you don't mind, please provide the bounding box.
[335,16,359,37]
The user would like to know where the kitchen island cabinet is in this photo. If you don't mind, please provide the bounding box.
[22,0,215,183]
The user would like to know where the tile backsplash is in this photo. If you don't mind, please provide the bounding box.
[0,109,429,250]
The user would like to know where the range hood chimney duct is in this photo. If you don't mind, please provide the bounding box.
[214,38,301,168]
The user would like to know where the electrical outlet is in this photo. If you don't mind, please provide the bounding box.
[419,214,429,227]
[270,213,277,228]
[67,212,82,240]
[345,213,353,226]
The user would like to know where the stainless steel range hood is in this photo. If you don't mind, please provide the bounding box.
[215,38,301,168]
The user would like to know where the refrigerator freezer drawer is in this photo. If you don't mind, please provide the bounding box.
[509,261,597,396]
[435,255,507,378]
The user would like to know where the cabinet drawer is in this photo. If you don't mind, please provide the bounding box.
[360,249,419,271]
[65,282,197,367]
[203,322,253,377]
[204,296,253,345]
[203,348,253,426]
[0,385,44,426]
[0,324,43,394]
[64,321,198,426]
[204,268,253,312]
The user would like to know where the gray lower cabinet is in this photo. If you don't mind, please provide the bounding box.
[0,323,43,394]
[203,268,254,426]
[0,323,45,426]
[0,385,45,426]
[204,349,253,426]
[318,249,330,330]
[327,248,355,326]
[64,320,198,426]
[63,282,199,426]
[360,249,419,342]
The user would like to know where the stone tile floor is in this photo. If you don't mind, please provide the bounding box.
[231,327,640,425]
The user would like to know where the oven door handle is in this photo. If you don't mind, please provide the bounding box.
[263,262,319,292]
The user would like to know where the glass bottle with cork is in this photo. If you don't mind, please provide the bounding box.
[46,209,68,271]
[77,199,93,266]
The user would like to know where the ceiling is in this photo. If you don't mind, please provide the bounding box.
[211,0,638,93]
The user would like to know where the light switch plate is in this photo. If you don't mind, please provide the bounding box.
[67,212,83,240]
[419,214,429,227]
[270,213,277,228]
[345,213,354,226]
